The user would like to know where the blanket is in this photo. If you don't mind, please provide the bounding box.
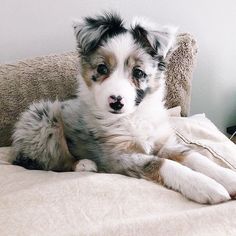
[0,114,236,236]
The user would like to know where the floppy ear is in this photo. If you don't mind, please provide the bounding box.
[73,12,126,56]
[131,18,178,58]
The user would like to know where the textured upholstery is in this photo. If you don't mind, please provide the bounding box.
[0,33,197,147]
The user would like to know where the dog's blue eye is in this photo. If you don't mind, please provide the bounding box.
[97,64,109,75]
[133,68,146,79]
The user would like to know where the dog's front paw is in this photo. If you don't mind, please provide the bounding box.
[73,159,98,172]
[216,168,236,198]
[184,173,230,204]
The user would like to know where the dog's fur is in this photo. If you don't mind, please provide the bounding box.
[11,12,236,204]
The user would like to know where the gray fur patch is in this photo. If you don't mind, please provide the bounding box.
[12,100,75,171]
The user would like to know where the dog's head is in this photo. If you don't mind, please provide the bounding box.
[73,12,177,115]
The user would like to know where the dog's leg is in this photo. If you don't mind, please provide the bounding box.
[106,153,230,204]
[12,100,76,171]
[180,151,236,198]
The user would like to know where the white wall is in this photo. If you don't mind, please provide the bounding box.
[1,0,236,133]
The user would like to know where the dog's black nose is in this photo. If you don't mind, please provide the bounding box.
[109,95,124,111]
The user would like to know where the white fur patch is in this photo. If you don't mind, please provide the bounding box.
[160,159,230,204]
[183,152,236,197]
[74,159,98,172]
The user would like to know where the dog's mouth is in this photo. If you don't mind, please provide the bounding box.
[109,110,123,114]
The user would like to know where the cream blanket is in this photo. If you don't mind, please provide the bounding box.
[0,115,236,236]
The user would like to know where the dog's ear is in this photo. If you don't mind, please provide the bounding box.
[73,12,126,56]
[131,18,178,59]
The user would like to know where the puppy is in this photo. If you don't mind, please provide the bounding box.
[11,12,236,204]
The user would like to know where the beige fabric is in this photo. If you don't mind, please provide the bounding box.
[0,33,197,147]
[1,116,236,236]
[165,34,197,116]
[171,114,236,169]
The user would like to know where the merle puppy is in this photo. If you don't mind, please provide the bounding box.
[12,12,236,204]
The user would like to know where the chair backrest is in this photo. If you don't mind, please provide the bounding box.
[0,33,198,147]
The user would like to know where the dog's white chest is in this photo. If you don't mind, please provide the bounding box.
[128,118,157,154]
[120,102,171,154]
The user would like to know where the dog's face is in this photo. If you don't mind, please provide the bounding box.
[74,13,176,115]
